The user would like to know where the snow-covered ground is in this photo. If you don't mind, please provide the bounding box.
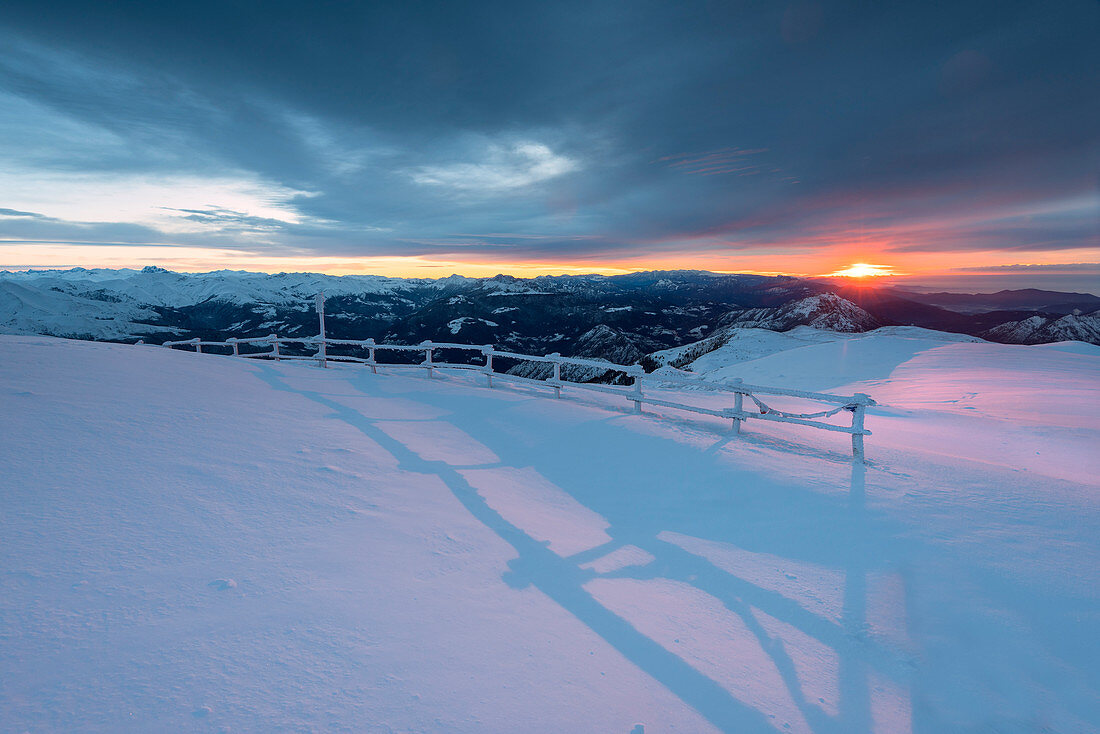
[2,333,1098,732]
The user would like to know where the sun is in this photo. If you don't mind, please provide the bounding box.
[827,262,896,278]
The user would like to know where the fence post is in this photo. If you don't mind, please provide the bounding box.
[316,293,327,369]
[851,393,869,463]
[366,338,377,374]
[732,378,744,434]
[549,354,562,398]
[422,341,434,378]
[271,335,280,361]
[483,346,494,387]
[192,337,202,354]
[227,337,239,356]
[631,368,643,414]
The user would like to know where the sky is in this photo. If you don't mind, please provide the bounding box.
[0,0,1097,289]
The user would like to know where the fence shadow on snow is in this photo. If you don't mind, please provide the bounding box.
[246,360,913,734]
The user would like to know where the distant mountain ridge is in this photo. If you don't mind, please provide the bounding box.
[893,287,1100,315]
[1,270,1097,367]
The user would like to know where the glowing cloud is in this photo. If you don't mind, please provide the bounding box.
[411,142,578,192]
[0,168,312,234]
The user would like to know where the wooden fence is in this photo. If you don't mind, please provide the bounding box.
[161,334,875,462]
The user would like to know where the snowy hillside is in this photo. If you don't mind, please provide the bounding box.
[644,325,853,371]
[645,326,986,388]
[2,334,1098,732]
[0,278,180,341]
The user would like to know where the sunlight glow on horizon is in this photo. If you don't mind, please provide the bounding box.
[0,243,636,278]
[4,244,1097,289]
[826,262,897,278]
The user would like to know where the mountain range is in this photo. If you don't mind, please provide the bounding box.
[2,268,1098,369]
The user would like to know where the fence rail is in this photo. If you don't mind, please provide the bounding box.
[160,334,875,461]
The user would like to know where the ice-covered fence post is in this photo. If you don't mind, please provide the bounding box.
[630,366,643,414]
[366,338,377,374]
[192,337,202,354]
[851,393,870,463]
[227,337,239,356]
[731,378,744,434]
[548,353,562,398]
[422,340,434,378]
[271,334,281,361]
[483,346,494,387]
[315,293,327,368]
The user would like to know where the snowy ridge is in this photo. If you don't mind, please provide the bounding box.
[0,278,181,340]
[4,268,1100,357]
[4,268,1099,351]
[982,309,1100,344]
[718,293,881,332]
[643,325,845,371]
[643,325,984,385]
[3,266,429,306]
[0,267,561,308]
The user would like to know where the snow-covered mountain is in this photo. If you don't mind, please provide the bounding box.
[0,278,182,341]
[0,267,828,350]
[981,310,1100,344]
[1,265,472,306]
[1,268,1097,352]
[0,267,542,342]
[717,293,882,332]
[572,323,645,364]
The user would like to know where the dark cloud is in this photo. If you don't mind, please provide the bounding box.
[160,207,297,233]
[0,0,1097,264]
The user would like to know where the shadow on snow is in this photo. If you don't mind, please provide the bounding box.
[252,362,916,734]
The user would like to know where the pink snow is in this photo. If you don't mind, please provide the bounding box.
[2,334,1098,732]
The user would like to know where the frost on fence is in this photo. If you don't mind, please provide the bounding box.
[161,334,875,462]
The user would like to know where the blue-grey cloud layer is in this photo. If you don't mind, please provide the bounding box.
[0,0,1097,263]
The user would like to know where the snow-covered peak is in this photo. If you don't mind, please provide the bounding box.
[0,279,179,340]
[1,267,420,307]
[983,310,1100,345]
[719,293,881,333]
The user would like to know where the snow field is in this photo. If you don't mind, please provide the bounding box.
[2,334,1098,732]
